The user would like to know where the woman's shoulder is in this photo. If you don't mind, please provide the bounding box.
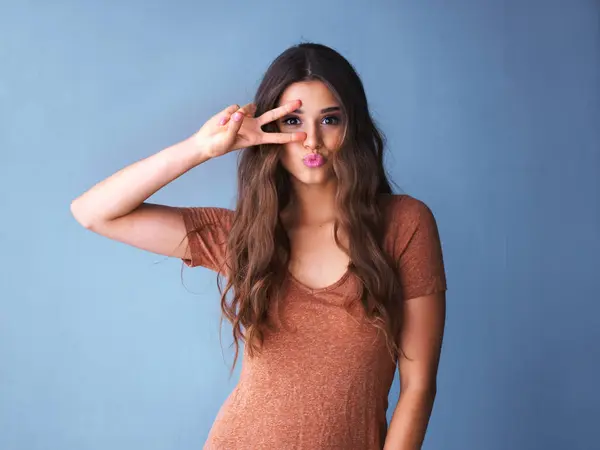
[179,205,235,230]
[377,193,442,250]
[377,193,434,224]
[375,193,445,278]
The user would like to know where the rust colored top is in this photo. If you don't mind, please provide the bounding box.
[179,194,447,450]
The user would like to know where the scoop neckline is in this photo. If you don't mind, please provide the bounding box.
[285,265,351,294]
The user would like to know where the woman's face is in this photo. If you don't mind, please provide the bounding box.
[276,80,345,185]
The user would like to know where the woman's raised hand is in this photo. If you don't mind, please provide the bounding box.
[190,100,307,158]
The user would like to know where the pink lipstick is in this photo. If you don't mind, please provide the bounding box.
[303,154,325,168]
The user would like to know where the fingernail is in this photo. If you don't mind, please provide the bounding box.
[219,117,227,126]
[232,112,242,121]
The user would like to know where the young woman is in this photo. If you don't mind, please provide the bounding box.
[71,42,447,450]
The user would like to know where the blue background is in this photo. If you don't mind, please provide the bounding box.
[1,1,598,449]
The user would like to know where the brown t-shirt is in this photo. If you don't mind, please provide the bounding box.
[179,194,447,450]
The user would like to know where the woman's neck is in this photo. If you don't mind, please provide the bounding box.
[283,179,338,227]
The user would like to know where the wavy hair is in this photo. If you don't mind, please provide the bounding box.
[215,42,405,377]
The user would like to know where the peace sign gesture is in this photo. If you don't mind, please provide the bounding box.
[191,100,307,158]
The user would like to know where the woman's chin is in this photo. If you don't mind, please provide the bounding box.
[292,168,335,186]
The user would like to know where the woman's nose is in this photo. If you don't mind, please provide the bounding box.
[302,124,322,150]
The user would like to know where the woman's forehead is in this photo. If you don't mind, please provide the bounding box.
[278,81,339,109]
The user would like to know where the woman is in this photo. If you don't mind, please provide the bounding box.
[71,42,447,450]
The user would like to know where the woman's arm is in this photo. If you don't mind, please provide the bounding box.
[70,100,305,260]
[70,138,211,260]
[383,291,446,450]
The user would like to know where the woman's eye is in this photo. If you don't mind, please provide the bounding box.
[282,117,300,126]
[281,116,341,126]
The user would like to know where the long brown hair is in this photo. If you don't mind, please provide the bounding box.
[215,42,404,377]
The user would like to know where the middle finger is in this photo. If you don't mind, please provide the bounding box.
[238,102,257,117]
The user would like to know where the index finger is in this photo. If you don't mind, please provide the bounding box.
[257,100,302,126]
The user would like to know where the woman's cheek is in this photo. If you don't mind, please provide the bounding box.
[278,146,298,173]
[326,129,345,151]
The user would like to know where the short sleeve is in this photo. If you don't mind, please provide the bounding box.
[177,206,234,273]
[387,195,447,301]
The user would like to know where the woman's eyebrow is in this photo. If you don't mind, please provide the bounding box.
[291,106,341,114]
